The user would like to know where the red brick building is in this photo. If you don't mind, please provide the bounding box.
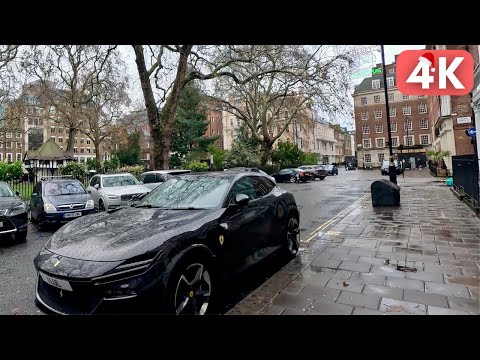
[203,101,224,149]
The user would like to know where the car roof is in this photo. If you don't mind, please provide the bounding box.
[40,178,82,183]
[96,173,134,177]
[142,169,190,174]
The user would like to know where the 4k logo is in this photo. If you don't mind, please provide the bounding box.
[397,50,474,96]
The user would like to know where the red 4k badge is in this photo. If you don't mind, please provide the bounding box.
[397,50,474,96]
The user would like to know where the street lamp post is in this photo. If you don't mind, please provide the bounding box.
[380,45,397,184]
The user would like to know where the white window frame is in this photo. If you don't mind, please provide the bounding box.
[16,153,22,161]
[372,79,380,89]
[360,97,367,105]
[420,134,430,145]
[374,95,381,104]
[362,125,370,135]
[6,141,12,149]
[364,153,372,163]
[420,118,428,129]
[58,137,63,143]
[403,105,411,115]
[378,153,385,162]
[404,119,413,131]
[16,142,22,148]
[390,122,397,133]
[374,109,382,119]
[363,139,371,149]
[0,153,3,160]
[389,107,397,117]
[376,137,385,148]
[404,135,415,146]
[6,153,12,162]
[375,124,383,133]
[6,132,12,138]
[387,77,394,87]
[418,103,428,114]
[16,133,22,139]
[388,93,394,102]
[402,94,409,100]
[391,136,399,147]
[361,110,369,120]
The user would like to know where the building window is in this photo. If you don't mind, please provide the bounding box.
[27,107,34,115]
[362,125,370,134]
[0,142,3,148]
[6,132,12,138]
[364,153,372,163]
[361,110,369,120]
[87,139,91,145]
[389,107,397,117]
[418,103,428,114]
[376,138,385,148]
[404,119,413,131]
[391,137,399,147]
[16,133,22,138]
[417,95,426,98]
[388,93,394,102]
[405,135,414,146]
[403,105,411,115]
[58,137,63,143]
[50,127,56,134]
[330,143,334,151]
[374,109,382,119]
[50,136,55,142]
[388,68,395,74]
[58,127,63,133]
[80,148,85,154]
[16,142,22,148]
[6,153,12,162]
[420,134,430,145]
[360,97,367,105]
[6,142,12,149]
[420,119,428,129]
[402,94,409,100]
[387,77,394,87]
[374,95,381,104]
[80,138,84,144]
[378,153,385,162]
[363,139,371,148]
[16,153,22,161]
[73,147,78,153]
[390,122,397,132]
[372,80,380,89]
[375,124,383,133]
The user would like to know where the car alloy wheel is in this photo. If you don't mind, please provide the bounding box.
[285,217,300,256]
[174,263,212,315]
[99,199,106,212]
[289,176,296,183]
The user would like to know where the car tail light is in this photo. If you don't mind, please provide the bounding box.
[299,172,305,176]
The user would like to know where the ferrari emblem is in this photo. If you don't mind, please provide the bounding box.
[219,235,224,246]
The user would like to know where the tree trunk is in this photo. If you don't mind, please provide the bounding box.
[260,142,272,166]
[66,126,76,153]
[95,140,101,161]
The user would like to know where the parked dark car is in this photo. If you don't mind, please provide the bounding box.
[30,177,96,230]
[345,163,356,170]
[224,167,276,183]
[323,164,339,176]
[380,160,404,175]
[271,168,313,183]
[298,165,326,180]
[33,172,300,315]
[0,182,28,243]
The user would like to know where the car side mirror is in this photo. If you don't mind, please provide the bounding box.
[235,193,250,206]
[94,184,100,190]
[15,191,21,197]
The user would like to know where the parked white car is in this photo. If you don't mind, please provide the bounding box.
[138,169,191,190]
[86,173,151,211]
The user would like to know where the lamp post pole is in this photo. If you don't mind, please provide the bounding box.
[380,45,397,184]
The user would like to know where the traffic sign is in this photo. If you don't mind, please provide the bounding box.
[467,127,476,137]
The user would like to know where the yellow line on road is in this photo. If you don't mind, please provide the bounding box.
[301,194,368,244]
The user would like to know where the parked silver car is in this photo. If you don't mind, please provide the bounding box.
[86,173,151,211]
[138,169,191,190]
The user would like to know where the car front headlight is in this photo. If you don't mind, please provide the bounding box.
[85,199,94,209]
[7,203,27,216]
[43,203,56,212]
[107,194,120,200]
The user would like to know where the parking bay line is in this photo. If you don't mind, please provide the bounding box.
[300,194,368,244]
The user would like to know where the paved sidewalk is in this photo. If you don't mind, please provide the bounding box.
[228,174,480,315]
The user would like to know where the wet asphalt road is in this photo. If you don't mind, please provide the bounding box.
[0,168,382,315]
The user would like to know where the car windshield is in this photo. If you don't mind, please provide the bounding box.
[44,181,86,196]
[138,176,231,209]
[102,175,139,187]
[0,183,14,197]
[324,165,333,170]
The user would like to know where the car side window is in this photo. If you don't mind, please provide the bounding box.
[138,174,145,183]
[279,169,290,175]
[34,182,42,195]
[156,174,166,182]
[228,177,257,204]
[90,176,98,187]
[143,174,158,184]
[250,176,274,198]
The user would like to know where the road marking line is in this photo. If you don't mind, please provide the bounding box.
[300,194,368,244]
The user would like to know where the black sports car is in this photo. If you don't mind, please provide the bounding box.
[0,182,28,243]
[34,172,300,315]
[271,168,313,183]
[323,164,339,176]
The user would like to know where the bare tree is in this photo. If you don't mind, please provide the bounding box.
[24,45,124,154]
[210,45,354,165]
[0,45,20,102]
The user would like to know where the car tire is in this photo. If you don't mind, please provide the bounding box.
[164,253,215,315]
[289,176,296,183]
[30,211,37,223]
[320,176,325,180]
[281,216,300,258]
[99,199,106,212]
[16,231,27,243]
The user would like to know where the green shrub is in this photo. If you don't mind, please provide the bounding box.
[185,161,209,172]
[117,165,145,177]
[59,161,86,179]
